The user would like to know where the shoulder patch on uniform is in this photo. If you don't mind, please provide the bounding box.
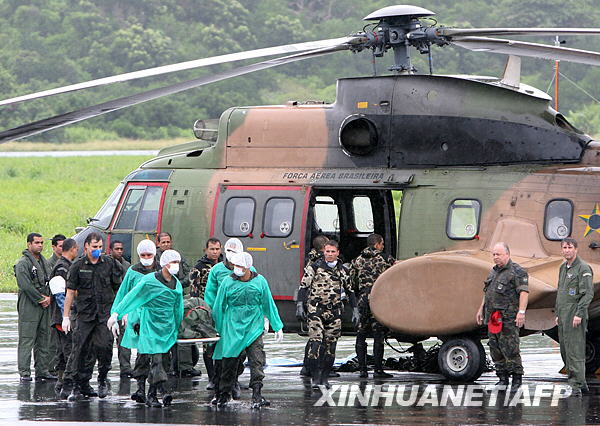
[583,273,592,277]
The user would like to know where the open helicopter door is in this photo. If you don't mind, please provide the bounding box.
[107,182,168,263]
[211,185,309,312]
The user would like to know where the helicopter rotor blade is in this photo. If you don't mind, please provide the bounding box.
[439,27,600,37]
[0,36,362,107]
[0,45,349,144]
[451,36,600,66]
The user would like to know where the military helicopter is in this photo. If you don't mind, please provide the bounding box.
[3,4,600,382]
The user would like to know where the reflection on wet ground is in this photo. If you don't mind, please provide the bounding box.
[2,293,600,424]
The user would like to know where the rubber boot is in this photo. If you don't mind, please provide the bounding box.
[59,379,73,400]
[308,358,321,389]
[320,355,335,390]
[80,381,98,397]
[204,350,216,389]
[158,381,172,407]
[98,378,110,399]
[131,378,146,403]
[251,383,270,409]
[356,340,368,378]
[373,340,393,378]
[68,383,85,402]
[217,392,231,408]
[146,384,162,408]
[495,372,510,387]
[511,373,523,388]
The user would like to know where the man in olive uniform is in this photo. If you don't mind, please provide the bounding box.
[296,240,359,389]
[15,233,55,382]
[556,238,594,396]
[476,242,529,387]
[61,232,123,400]
[350,233,396,378]
[109,239,132,378]
[48,234,66,270]
[188,237,222,382]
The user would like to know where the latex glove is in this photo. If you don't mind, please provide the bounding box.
[110,323,119,339]
[107,312,118,330]
[273,329,284,343]
[352,307,360,328]
[62,316,71,334]
[263,317,270,335]
[122,314,129,327]
[295,302,306,321]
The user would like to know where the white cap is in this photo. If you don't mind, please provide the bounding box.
[230,251,253,269]
[160,249,181,267]
[137,239,157,256]
[224,238,244,262]
[49,276,66,295]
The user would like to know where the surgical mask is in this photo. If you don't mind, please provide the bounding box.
[326,260,338,268]
[167,264,179,276]
[140,257,154,267]
[91,249,102,259]
[233,267,245,277]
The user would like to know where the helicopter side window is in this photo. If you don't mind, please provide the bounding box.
[447,199,481,240]
[544,199,573,240]
[223,197,255,237]
[114,188,145,230]
[263,198,295,237]
[135,186,163,231]
[314,196,340,238]
[352,196,374,233]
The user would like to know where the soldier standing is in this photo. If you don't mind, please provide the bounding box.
[296,240,359,389]
[350,234,396,378]
[61,232,123,400]
[188,237,222,383]
[476,242,529,388]
[15,233,55,382]
[556,238,594,396]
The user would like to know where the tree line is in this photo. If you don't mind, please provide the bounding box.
[1,0,599,142]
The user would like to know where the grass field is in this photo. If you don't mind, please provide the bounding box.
[0,156,151,292]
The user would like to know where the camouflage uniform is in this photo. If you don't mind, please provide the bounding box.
[189,254,223,298]
[556,256,594,391]
[298,258,356,378]
[483,260,529,376]
[350,247,395,374]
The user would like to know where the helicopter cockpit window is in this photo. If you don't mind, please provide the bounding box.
[314,196,340,234]
[352,196,374,233]
[544,199,573,240]
[447,199,481,240]
[114,188,145,230]
[264,198,295,237]
[93,183,125,229]
[135,186,163,231]
[223,197,255,237]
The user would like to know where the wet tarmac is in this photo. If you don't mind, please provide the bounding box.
[2,292,600,425]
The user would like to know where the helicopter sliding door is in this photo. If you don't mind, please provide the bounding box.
[211,185,309,302]
[107,182,168,262]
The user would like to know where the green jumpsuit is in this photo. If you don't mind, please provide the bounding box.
[556,256,594,391]
[15,250,51,378]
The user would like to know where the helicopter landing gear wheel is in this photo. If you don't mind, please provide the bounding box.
[438,337,485,382]
[585,336,600,374]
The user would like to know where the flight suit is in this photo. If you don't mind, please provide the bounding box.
[298,259,356,378]
[350,247,395,373]
[112,256,132,377]
[64,255,123,390]
[14,250,51,378]
[556,256,594,391]
[483,260,529,376]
